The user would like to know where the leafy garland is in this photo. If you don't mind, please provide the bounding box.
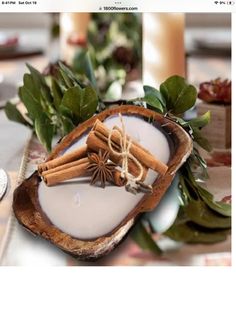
[4,59,231,253]
[74,13,142,98]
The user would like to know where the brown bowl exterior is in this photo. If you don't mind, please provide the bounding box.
[13,105,192,260]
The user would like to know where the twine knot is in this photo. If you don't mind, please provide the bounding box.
[108,113,144,183]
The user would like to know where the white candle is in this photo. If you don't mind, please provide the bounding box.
[39,115,171,240]
[143,13,185,88]
[60,13,90,64]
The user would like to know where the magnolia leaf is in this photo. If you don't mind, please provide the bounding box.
[143,94,164,113]
[35,113,54,152]
[216,202,231,216]
[4,102,31,127]
[197,186,231,217]
[189,150,209,180]
[51,78,63,109]
[59,105,74,119]
[189,111,211,129]
[73,50,97,90]
[19,86,43,121]
[27,64,52,103]
[192,128,212,152]
[61,85,98,122]
[23,73,40,102]
[143,85,166,113]
[62,116,75,135]
[144,85,166,107]
[41,86,53,104]
[184,200,231,229]
[160,76,197,114]
[165,221,229,244]
[131,221,162,255]
[59,69,74,88]
[59,62,83,87]
[27,63,45,86]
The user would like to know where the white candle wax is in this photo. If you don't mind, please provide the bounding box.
[143,13,185,87]
[38,115,171,240]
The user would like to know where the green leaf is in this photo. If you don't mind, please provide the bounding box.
[131,221,162,255]
[144,85,166,107]
[142,85,166,113]
[61,116,75,135]
[197,186,231,217]
[189,149,209,180]
[23,73,40,102]
[184,200,231,229]
[51,78,63,109]
[59,62,83,88]
[59,69,74,89]
[41,85,53,104]
[143,94,164,113]
[73,50,97,90]
[189,111,211,129]
[26,64,52,103]
[27,63,46,86]
[4,102,31,127]
[216,202,231,216]
[35,113,54,152]
[165,221,229,244]
[59,105,74,119]
[192,128,212,152]
[160,76,197,114]
[61,85,98,122]
[19,86,43,121]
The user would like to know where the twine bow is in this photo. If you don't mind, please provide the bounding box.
[108,113,144,183]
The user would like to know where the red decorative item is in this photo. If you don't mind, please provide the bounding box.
[67,34,87,47]
[198,78,231,104]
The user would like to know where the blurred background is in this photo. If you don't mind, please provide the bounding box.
[0,12,231,147]
[0,13,231,90]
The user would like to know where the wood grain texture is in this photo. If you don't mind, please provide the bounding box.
[13,105,193,260]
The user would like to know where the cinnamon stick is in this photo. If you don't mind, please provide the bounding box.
[86,131,148,180]
[38,145,87,174]
[43,161,89,186]
[41,155,126,187]
[113,171,127,187]
[94,120,151,155]
[42,157,89,176]
[92,120,168,175]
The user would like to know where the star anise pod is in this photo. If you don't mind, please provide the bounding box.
[87,150,116,188]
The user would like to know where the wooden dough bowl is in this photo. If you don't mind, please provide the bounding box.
[13,105,193,260]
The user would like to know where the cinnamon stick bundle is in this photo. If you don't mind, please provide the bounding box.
[38,145,87,174]
[89,119,168,176]
[39,118,168,187]
[41,156,126,187]
[86,131,148,180]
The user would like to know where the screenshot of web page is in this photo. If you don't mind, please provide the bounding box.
[0,1,234,313]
